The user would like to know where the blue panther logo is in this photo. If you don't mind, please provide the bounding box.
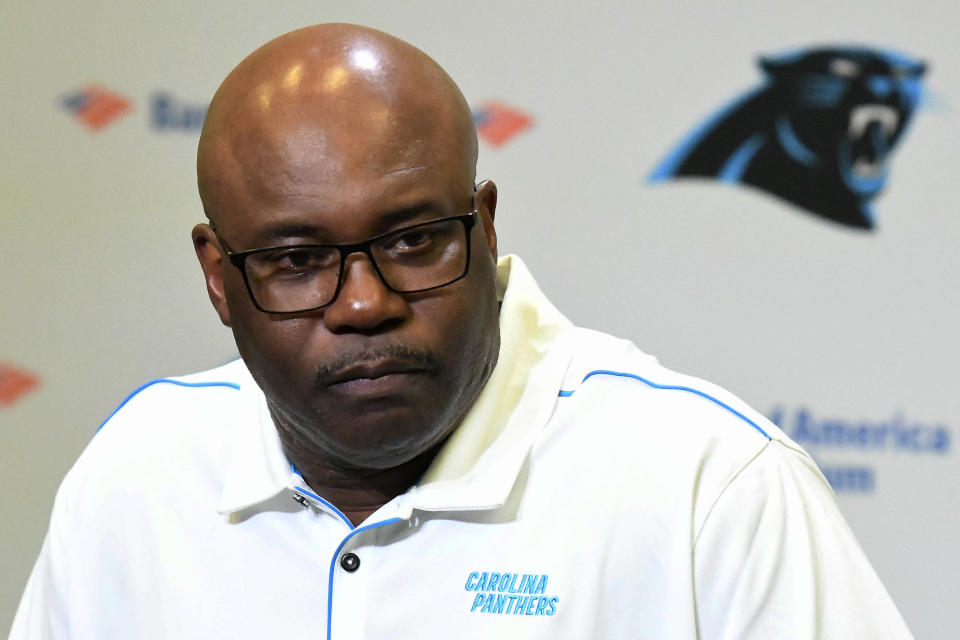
[650,46,926,229]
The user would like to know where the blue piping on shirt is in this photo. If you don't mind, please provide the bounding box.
[96,379,241,433]
[327,518,403,639]
[290,461,356,529]
[557,369,771,440]
[292,485,355,530]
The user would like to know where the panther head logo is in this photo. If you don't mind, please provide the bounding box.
[650,46,926,229]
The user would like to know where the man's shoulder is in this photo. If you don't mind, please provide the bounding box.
[95,358,254,437]
[59,359,260,503]
[543,327,821,533]
[561,327,783,442]
[554,326,804,479]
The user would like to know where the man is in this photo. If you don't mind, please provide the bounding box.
[11,24,911,639]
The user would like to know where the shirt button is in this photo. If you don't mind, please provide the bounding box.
[340,552,360,572]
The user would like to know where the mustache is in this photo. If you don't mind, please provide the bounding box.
[313,344,439,388]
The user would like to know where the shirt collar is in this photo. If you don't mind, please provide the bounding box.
[216,254,574,516]
[409,254,573,511]
[216,385,297,515]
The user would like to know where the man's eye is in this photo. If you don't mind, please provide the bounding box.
[276,249,317,268]
[261,248,336,273]
[390,230,435,252]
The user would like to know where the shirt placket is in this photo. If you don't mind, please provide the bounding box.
[325,519,401,640]
[291,484,409,640]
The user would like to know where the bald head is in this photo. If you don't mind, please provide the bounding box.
[197,24,478,226]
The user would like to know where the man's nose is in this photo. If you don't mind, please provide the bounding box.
[321,253,410,333]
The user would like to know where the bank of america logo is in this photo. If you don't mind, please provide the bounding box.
[472,101,534,147]
[0,362,40,408]
[60,85,133,131]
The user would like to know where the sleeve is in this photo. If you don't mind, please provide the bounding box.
[692,441,913,640]
[8,491,71,639]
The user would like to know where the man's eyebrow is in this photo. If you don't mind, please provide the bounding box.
[375,201,448,228]
[258,223,326,244]
[255,201,452,245]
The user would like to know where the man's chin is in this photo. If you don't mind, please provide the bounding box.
[307,405,450,469]
[324,436,446,472]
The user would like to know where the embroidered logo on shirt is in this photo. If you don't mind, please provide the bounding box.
[464,571,559,616]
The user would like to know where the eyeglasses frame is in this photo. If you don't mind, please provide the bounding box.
[211,211,479,314]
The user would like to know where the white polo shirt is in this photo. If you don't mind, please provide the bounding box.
[11,256,912,639]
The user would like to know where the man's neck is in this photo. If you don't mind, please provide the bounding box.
[282,440,443,527]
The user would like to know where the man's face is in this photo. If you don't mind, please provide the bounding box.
[199,115,500,470]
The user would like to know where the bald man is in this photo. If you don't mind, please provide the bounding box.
[12,24,911,640]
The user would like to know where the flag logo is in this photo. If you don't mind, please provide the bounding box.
[472,101,534,148]
[60,85,133,131]
[0,362,40,408]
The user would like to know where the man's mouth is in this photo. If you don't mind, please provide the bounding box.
[314,344,439,396]
[321,360,430,396]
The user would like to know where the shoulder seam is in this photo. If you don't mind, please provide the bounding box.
[692,439,773,547]
[557,368,772,440]
[96,379,241,434]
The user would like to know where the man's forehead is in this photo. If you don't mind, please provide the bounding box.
[205,108,464,213]
[233,94,454,169]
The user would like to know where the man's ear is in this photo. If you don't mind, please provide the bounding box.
[192,223,232,327]
[475,179,498,258]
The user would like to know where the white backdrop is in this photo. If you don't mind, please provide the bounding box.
[2,1,957,637]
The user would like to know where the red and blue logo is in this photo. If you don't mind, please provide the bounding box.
[472,101,534,148]
[0,362,40,408]
[60,85,133,132]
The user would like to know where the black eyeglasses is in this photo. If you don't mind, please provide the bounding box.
[213,211,478,314]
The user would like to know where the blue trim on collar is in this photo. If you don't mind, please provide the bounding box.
[327,518,404,639]
[557,369,771,440]
[97,379,241,433]
[292,485,355,530]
